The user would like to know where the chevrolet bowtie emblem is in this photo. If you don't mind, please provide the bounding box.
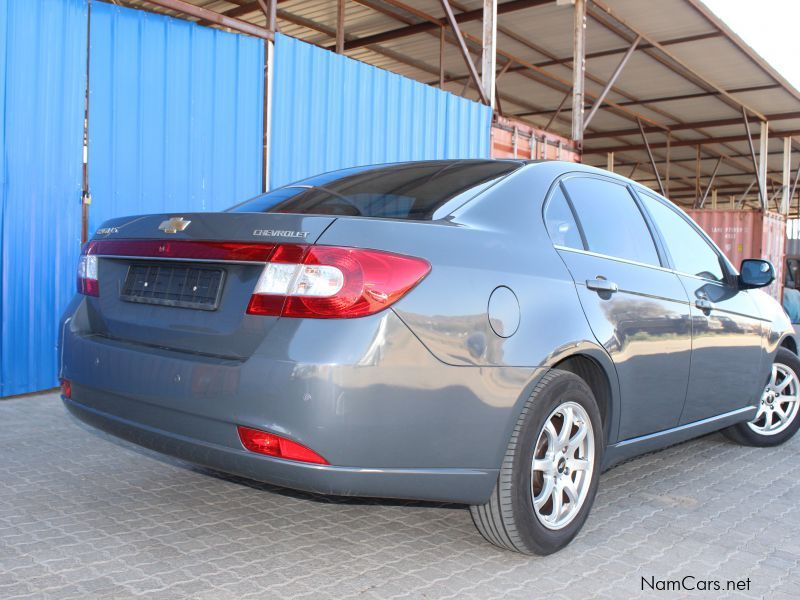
[158,217,191,234]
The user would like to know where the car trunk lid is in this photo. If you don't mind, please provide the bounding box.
[84,213,335,359]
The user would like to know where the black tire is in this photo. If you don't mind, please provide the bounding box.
[470,369,604,555]
[722,347,800,447]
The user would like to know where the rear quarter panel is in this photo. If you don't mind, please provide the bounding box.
[318,163,599,369]
[317,162,622,443]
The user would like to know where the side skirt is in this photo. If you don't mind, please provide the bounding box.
[602,406,757,470]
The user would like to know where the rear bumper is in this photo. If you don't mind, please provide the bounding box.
[64,394,497,503]
[59,301,541,504]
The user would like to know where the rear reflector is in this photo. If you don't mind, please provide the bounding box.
[60,379,72,399]
[237,426,329,464]
[248,245,430,319]
[86,239,277,262]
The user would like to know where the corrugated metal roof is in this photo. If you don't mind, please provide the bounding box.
[118,0,800,207]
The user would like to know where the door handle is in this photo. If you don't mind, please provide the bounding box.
[586,278,619,294]
[695,298,714,312]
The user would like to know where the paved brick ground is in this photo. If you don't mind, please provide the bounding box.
[2,392,799,599]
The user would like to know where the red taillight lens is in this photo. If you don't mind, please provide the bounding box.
[89,239,277,262]
[247,246,430,319]
[60,378,72,399]
[237,426,329,464]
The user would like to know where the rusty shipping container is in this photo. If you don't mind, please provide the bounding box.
[491,115,580,162]
[685,209,786,301]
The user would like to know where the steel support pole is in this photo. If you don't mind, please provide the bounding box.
[759,120,769,211]
[583,35,640,131]
[695,145,701,204]
[493,60,512,115]
[606,152,614,172]
[743,109,766,210]
[737,179,756,209]
[481,0,497,110]
[545,89,571,132]
[336,0,346,53]
[439,0,489,105]
[698,156,722,208]
[665,132,671,198]
[439,26,445,88]
[81,0,92,243]
[571,0,586,145]
[785,157,800,219]
[262,0,277,192]
[782,136,792,215]
[638,118,665,196]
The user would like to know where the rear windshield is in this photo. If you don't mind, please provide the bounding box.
[228,160,521,220]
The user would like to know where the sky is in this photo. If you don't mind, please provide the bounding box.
[703,0,800,90]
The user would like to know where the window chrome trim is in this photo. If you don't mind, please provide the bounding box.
[553,245,673,274]
[554,245,732,287]
[554,244,731,285]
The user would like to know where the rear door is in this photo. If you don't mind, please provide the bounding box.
[546,175,692,440]
[635,191,765,423]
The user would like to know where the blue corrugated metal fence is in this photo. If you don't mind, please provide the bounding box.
[269,33,492,188]
[1,2,493,396]
[88,2,265,232]
[0,0,87,396]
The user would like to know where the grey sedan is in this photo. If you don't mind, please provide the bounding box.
[60,160,798,554]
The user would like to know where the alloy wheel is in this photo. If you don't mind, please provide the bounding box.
[748,362,800,436]
[531,401,595,530]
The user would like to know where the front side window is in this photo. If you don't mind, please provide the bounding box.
[638,192,725,282]
[562,177,660,266]
[228,160,521,220]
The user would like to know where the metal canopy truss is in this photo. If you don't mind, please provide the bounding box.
[583,34,640,132]
[124,0,800,211]
[638,117,665,197]
[438,0,488,104]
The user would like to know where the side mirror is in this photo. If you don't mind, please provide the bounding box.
[739,259,775,289]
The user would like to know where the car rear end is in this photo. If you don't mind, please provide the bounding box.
[59,160,533,504]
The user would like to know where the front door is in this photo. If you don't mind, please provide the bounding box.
[546,176,693,440]
[636,191,765,423]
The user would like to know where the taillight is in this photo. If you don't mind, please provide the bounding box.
[77,246,98,296]
[60,378,72,399]
[237,426,329,464]
[247,245,430,318]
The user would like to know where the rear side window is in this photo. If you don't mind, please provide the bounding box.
[562,177,660,267]
[638,192,725,282]
[228,161,521,220]
[545,186,584,249]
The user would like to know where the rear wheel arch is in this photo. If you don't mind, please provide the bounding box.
[553,354,613,441]
[493,345,620,474]
[780,335,797,355]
